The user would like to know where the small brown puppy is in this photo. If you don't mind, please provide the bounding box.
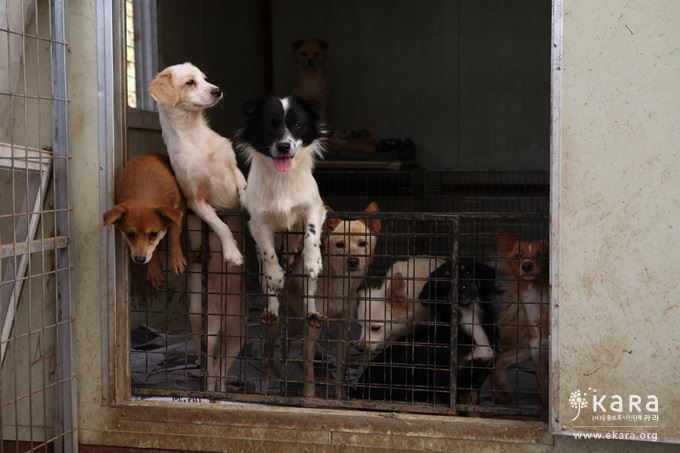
[103,154,186,287]
[493,231,550,408]
[292,39,329,120]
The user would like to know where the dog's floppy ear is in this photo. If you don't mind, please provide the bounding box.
[291,39,304,52]
[361,201,381,234]
[317,39,329,51]
[157,206,184,227]
[497,230,518,253]
[389,273,407,305]
[241,99,259,116]
[150,69,179,106]
[324,205,342,233]
[103,203,129,225]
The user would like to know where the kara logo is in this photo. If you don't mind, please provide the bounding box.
[569,388,659,421]
[569,389,588,421]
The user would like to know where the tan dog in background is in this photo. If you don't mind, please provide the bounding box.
[151,63,247,392]
[493,231,550,408]
[292,39,329,121]
[103,154,186,288]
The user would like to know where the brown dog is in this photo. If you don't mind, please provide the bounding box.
[493,231,549,408]
[103,154,186,287]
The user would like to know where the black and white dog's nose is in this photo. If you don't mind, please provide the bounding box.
[211,88,222,98]
[276,142,291,154]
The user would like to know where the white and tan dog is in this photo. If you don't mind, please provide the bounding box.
[235,95,326,328]
[150,63,246,264]
[151,63,247,392]
[267,202,381,397]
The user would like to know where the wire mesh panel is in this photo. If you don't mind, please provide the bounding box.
[0,0,76,451]
[315,169,549,214]
[315,170,418,212]
[131,209,549,419]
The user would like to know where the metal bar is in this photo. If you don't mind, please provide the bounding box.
[0,25,59,43]
[201,218,209,390]
[449,217,459,412]
[51,0,76,450]
[0,235,68,260]
[549,0,563,436]
[0,141,52,171]
[97,0,117,406]
[263,210,546,221]
[215,209,499,221]
[131,388,540,418]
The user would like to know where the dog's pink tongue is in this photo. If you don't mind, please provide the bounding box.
[274,157,293,172]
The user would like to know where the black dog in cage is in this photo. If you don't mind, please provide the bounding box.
[351,258,496,412]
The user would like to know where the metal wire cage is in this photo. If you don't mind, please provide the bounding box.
[0,0,76,451]
[131,206,549,419]
[316,169,549,213]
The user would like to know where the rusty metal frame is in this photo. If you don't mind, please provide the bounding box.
[130,210,548,418]
[98,0,128,406]
[548,0,562,436]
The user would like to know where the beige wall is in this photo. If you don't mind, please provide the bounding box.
[554,0,680,442]
[66,0,680,450]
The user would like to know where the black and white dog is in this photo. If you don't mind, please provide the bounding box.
[351,258,497,414]
[235,96,327,327]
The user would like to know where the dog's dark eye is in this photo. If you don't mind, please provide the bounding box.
[185,79,195,86]
[148,232,158,240]
[126,231,136,239]
[336,242,345,249]
[292,122,302,129]
[358,240,367,248]
[514,253,522,259]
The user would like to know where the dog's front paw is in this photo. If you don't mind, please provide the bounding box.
[303,250,322,279]
[306,311,327,328]
[260,308,279,326]
[169,252,187,275]
[222,240,243,266]
[147,261,164,289]
[264,262,285,291]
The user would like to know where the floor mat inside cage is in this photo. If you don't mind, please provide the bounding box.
[131,316,544,414]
